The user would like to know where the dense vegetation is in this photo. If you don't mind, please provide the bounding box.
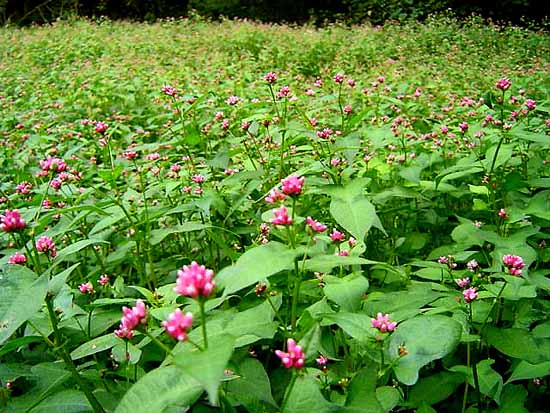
[0,17,549,412]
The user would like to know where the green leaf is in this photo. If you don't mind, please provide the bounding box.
[507,360,550,383]
[0,265,48,346]
[346,365,384,413]
[149,222,208,246]
[283,375,338,413]
[304,255,377,273]
[476,359,503,403]
[408,371,465,406]
[55,239,109,262]
[175,335,235,404]
[225,358,277,410]
[323,274,369,312]
[0,336,42,358]
[29,390,92,413]
[389,315,462,385]
[486,327,550,364]
[329,182,384,240]
[497,384,529,413]
[115,366,202,413]
[217,242,298,295]
[321,312,376,342]
[70,334,119,360]
[376,386,401,412]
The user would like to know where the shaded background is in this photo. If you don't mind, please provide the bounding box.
[1,0,549,26]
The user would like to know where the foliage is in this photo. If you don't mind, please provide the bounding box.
[0,17,549,412]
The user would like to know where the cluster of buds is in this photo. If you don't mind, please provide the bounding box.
[0,209,26,232]
[174,262,215,298]
[36,236,57,257]
[275,338,305,369]
[114,300,148,339]
[463,287,478,303]
[305,216,327,233]
[371,313,397,333]
[438,255,457,270]
[162,309,193,342]
[503,254,525,276]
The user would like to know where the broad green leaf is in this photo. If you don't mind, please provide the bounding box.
[0,265,48,346]
[0,336,42,358]
[283,375,338,413]
[70,334,119,360]
[321,312,377,342]
[476,359,503,403]
[346,365,384,413]
[114,366,202,413]
[225,358,277,410]
[323,274,369,312]
[376,386,401,412]
[408,371,465,407]
[55,239,109,262]
[29,390,92,413]
[498,384,529,413]
[389,315,462,385]
[507,360,550,383]
[217,242,298,294]
[304,255,377,273]
[48,263,80,295]
[329,182,384,240]
[486,327,550,364]
[175,335,235,404]
[149,222,208,245]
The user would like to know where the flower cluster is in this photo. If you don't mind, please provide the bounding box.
[271,206,292,225]
[496,77,512,91]
[79,282,95,294]
[275,338,305,369]
[0,209,26,232]
[36,236,57,257]
[281,175,305,195]
[503,254,525,276]
[305,216,327,233]
[174,261,216,298]
[463,287,478,303]
[371,313,397,333]
[163,308,193,342]
[114,300,148,339]
[8,252,26,264]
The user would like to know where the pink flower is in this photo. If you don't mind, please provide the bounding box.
[8,252,26,264]
[221,119,230,130]
[161,85,178,96]
[123,151,138,160]
[35,236,57,257]
[316,355,328,367]
[525,99,536,111]
[281,175,304,196]
[463,287,478,303]
[192,174,205,184]
[226,95,239,105]
[98,274,110,286]
[50,178,62,190]
[145,152,160,161]
[264,72,278,84]
[271,206,292,226]
[347,78,356,87]
[0,210,26,232]
[114,299,148,339]
[337,250,350,256]
[95,121,108,134]
[214,111,224,121]
[316,128,333,139]
[163,308,193,342]
[344,105,353,114]
[39,157,66,173]
[306,216,327,233]
[79,282,95,295]
[498,208,508,219]
[277,86,291,98]
[330,229,345,242]
[16,181,32,195]
[414,87,422,97]
[502,254,525,276]
[455,277,471,288]
[314,79,323,87]
[467,260,479,272]
[174,262,215,298]
[333,73,345,84]
[348,237,357,248]
[438,256,449,264]
[371,313,397,333]
[265,188,286,204]
[459,122,469,133]
[496,78,512,91]
[224,168,237,175]
[275,338,305,369]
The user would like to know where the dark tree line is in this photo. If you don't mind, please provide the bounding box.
[1,0,549,26]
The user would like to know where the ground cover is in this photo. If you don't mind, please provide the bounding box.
[0,16,549,412]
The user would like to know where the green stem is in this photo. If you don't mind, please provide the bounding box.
[199,300,208,350]
[469,302,483,413]
[45,295,105,413]
[144,331,174,356]
[280,370,298,412]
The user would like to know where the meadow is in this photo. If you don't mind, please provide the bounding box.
[0,16,549,412]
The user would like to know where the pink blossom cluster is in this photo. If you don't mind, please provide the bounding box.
[114,300,148,339]
[264,72,278,84]
[463,287,478,303]
[371,313,397,333]
[98,274,110,286]
[39,157,67,173]
[16,181,32,195]
[161,85,178,96]
[8,252,26,264]
[502,254,525,276]
[271,206,292,226]
[455,277,471,288]
[36,236,57,257]
[163,308,193,342]
[306,216,327,233]
[0,209,26,232]
[265,188,286,204]
[95,121,108,134]
[496,77,512,91]
[275,338,305,369]
[281,175,304,195]
[174,261,215,298]
[79,282,95,294]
